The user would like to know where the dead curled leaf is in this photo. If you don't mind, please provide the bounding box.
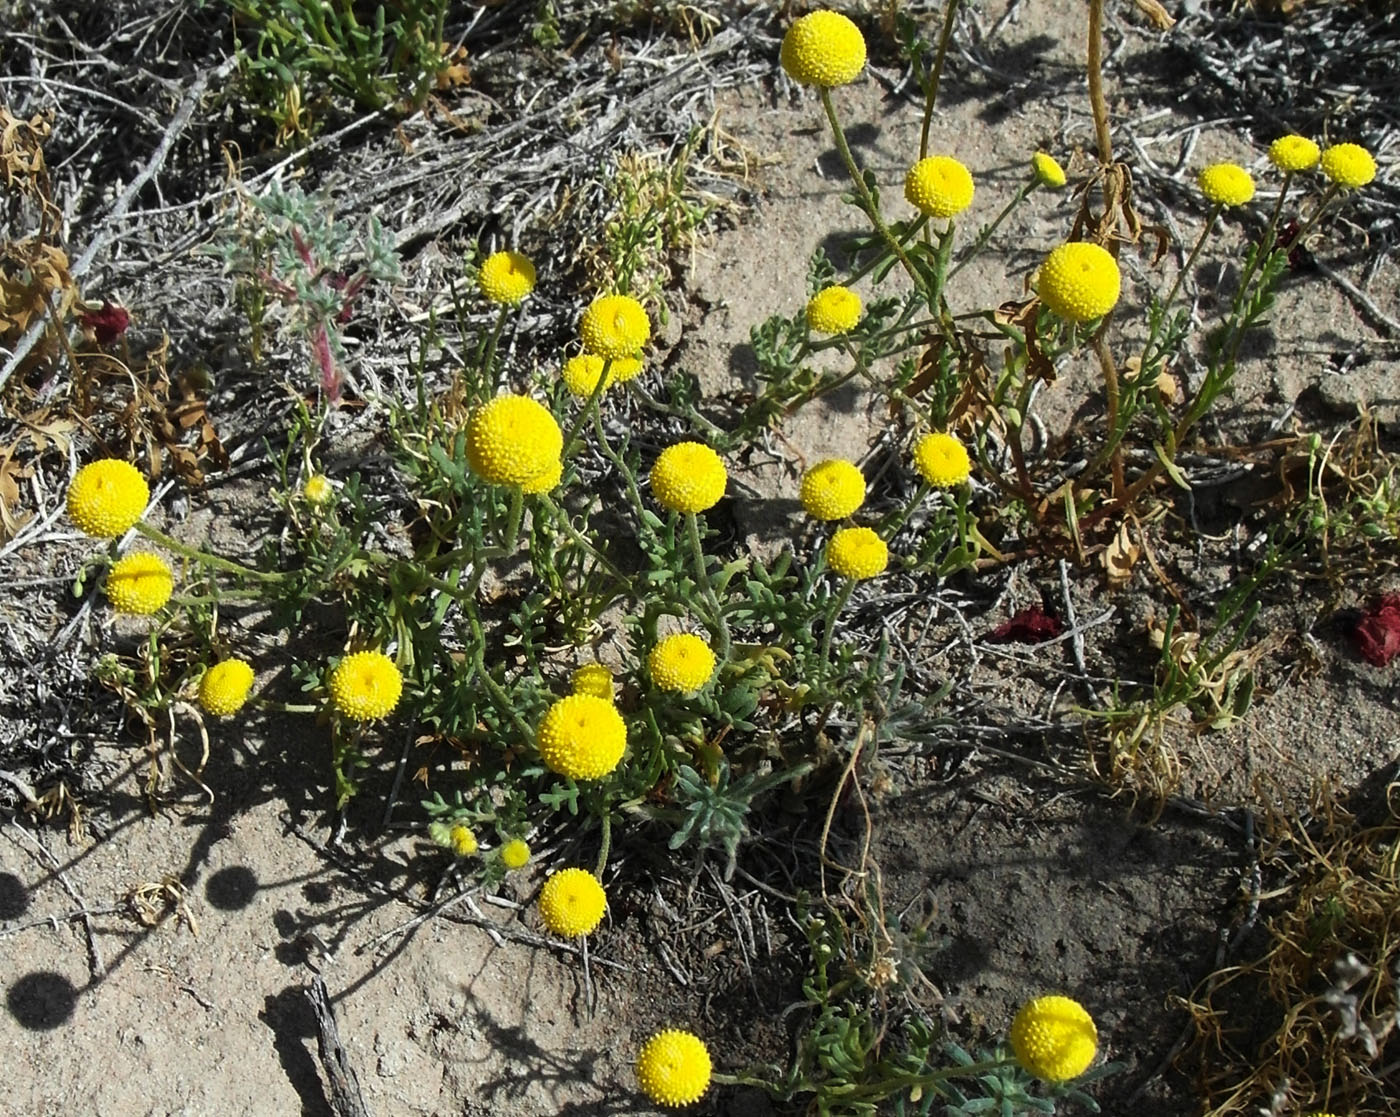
[1102,522,1142,588]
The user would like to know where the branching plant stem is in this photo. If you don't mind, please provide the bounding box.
[919,0,964,160]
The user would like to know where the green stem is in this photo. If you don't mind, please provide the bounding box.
[919,0,964,159]
[594,811,612,878]
[1159,204,1221,313]
[561,358,614,460]
[469,615,536,744]
[134,523,284,582]
[948,181,1033,279]
[819,578,855,669]
[536,494,630,582]
[627,380,729,443]
[685,512,731,663]
[502,485,524,553]
[880,480,931,540]
[820,89,922,289]
[481,304,509,398]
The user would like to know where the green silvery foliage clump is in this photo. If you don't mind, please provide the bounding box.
[215,181,399,398]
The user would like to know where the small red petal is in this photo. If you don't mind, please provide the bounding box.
[988,605,1065,644]
[1351,594,1400,668]
[79,303,131,344]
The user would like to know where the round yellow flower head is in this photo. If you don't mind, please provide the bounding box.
[538,867,606,937]
[1198,163,1255,207]
[905,156,975,219]
[466,395,564,486]
[827,526,888,580]
[650,442,726,514]
[500,838,531,871]
[800,459,866,520]
[1320,142,1376,188]
[1009,995,1098,1082]
[448,824,478,857]
[1037,242,1121,323]
[302,474,335,506]
[1268,134,1320,173]
[328,650,403,721]
[780,10,866,88]
[536,693,627,780]
[636,1030,712,1107]
[648,633,716,693]
[579,294,650,359]
[67,459,149,538]
[106,552,173,615]
[560,353,643,397]
[806,286,862,335]
[478,250,536,305]
[520,457,563,495]
[913,432,972,488]
[199,659,255,717]
[571,663,614,701]
[1032,152,1067,189]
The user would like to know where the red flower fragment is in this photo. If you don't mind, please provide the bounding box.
[1351,594,1400,668]
[79,302,131,344]
[987,605,1064,644]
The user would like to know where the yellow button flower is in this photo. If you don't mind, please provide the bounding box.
[67,459,149,538]
[1268,134,1319,173]
[328,650,403,721]
[650,442,726,514]
[106,552,173,615]
[800,459,865,520]
[826,526,888,580]
[805,285,862,335]
[1009,995,1098,1082]
[466,394,564,486]
[904,155,975,219]
[302,474,335,506]
[570,663,614,701]
[579,294,650,359]
[538,867,606,937]
[446,824,478,857]
[520,457,562,495]
[636,1030,712,1107]
[500,838,531,871]
[1032,152,1067,189]
[1198,163,1255,207]
[1320,142,1376,188]
[560,353,643,397]
[780,10,866,88]
[478,250,536,305]
[648,633,716,693]
[1037,242,1121,323]
[198,658,255,717]
[536,693,627,780]
[913,432,971,488]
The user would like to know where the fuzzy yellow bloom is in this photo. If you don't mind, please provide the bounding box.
[328,650,403,721]
[800,459,865,520]
[1037,242,1121,323]
[648,633,716,693]
[478,250,536,305]
[779,10,866,88]
[904,155,974,219]
[570,663,614,701]
[913,432,972,488]
[302,474,335,505]
[826,526,888,580]
[805,286,862,335]
[579,294,650,359]
[560,353,643,397]
[636,1030,712,1107]
[536,693,627,780]
[1032,152,1067,189]
[650,442,726,514]
[1268,134,1319,173]
[1320,142,1376,188]
[1009,995,1098,1082]
[466,395,564,486]
[500,838,531,871]
[67,459,149,538]
[538,867,606,937]
[199,659,255,717]
[446,824,478,857]
[1198,163,1255,207]
[520,457,563,495]
[106,552,173,615]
